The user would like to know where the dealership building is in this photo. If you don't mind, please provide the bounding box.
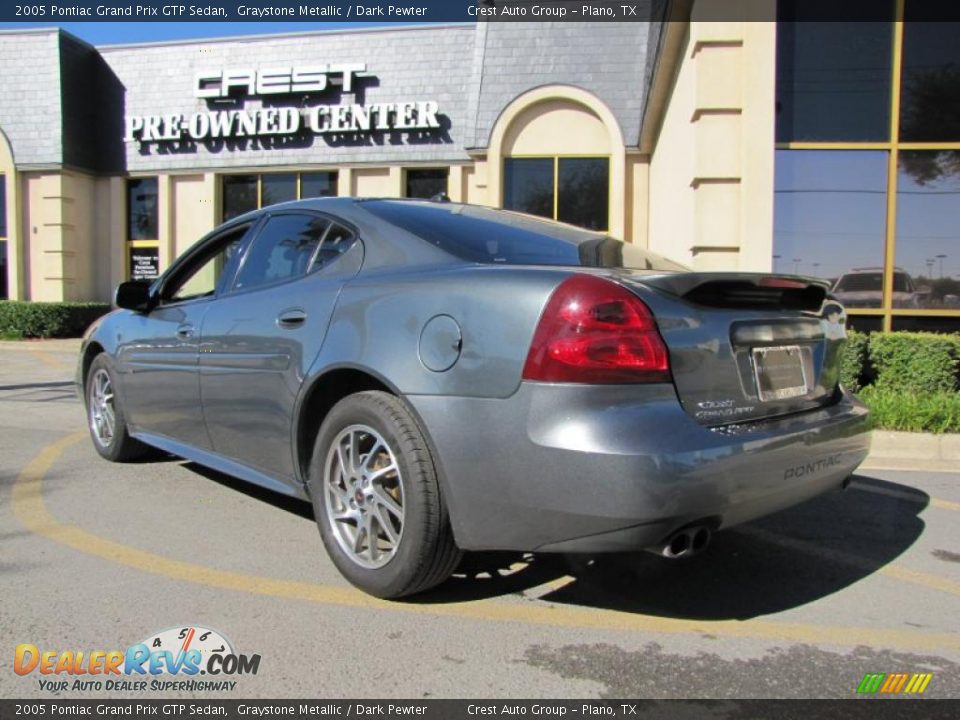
[0,2,958,332]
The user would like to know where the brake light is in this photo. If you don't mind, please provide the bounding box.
[522,274,671,384]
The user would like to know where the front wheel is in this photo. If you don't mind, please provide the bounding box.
[85,354,150,462]
[308,391,461,598]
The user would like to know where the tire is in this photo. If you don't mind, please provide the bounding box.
[84,354,151,462]
[307,391,461,598]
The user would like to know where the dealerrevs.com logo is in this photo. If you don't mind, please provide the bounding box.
[14,625,261,693]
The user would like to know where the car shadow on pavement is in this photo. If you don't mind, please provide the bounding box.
[415,474,931,620]
[173,459,930,619]
[182,461,315,520]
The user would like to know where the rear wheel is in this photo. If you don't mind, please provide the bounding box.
[85,354,150,462]
[308,391,461,598]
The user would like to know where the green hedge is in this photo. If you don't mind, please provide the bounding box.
[839,328,870,392]
[867,332,960,394]
[0,301,112,339]
[839,330,960,433]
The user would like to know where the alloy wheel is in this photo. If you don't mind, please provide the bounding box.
[323,424,405,569]
[88,368,116,448]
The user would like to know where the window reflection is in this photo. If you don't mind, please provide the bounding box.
[405,169,448,199]
[504,158,553,220]
[558,158,609,231]
[774,150,888,306]
[261,174,296,208]
[127,178,158,240]
[775,2,893,142]
[892,316,960,334]
[899,19,960,142]
[0,174,6,238]
[895,150,960,309]
[222,175,258,222]
[301,172,338,198]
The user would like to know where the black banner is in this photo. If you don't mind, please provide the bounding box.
[1,700,959,720]
[4,0,960,24]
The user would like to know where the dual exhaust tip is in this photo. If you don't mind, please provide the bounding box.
[649,524,713,559]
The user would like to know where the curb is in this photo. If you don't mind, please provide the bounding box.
[862,430,959,473]
[0,339,82,353]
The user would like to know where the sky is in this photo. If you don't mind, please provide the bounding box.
[0,22,429,45]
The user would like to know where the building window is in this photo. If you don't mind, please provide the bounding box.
[899,15,960,142]
[405,168,448,199]
[503,157,610,231]
[0,174,6,239]
[301,172,338,199]
[895,151,960,309]
[127,178,160,281]
[775,4,894,142]
[261,174,297,207]
[222,175,258,222]
[774,150,888,303]
[222,172,339,223]
[774,2,960,330]
[127,178,158,241]
[0,174,6,300]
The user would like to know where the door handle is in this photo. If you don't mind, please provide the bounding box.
[277,309,307,329]
[176,325,194,339]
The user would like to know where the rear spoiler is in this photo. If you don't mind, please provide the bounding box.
[635,273,831,312]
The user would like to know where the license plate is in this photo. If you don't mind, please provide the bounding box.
[752,345,810,402]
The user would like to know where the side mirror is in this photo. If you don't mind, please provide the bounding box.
[115,280,156,312]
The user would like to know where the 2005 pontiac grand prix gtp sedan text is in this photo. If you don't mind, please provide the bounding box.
[77,198,871,598]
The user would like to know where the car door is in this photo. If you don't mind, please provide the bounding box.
[117,222,253,448]
[199,212,363,482]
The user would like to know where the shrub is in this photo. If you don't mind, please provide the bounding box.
[867,332,960,394]
[859,386,960,434]
[0,301,111,339]
[839,328,870,392]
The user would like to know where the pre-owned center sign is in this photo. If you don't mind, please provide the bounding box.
[125,64,442,145]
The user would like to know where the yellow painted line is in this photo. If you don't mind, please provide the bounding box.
[932,497,960,513]
[738,527,960,599]
[11,432,960,652]
[26,347,70,370]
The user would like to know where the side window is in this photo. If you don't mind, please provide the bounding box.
[164,227,247,303]
[313,223,358,270]
[234,214,329,291]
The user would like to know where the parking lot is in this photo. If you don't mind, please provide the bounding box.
[1,340,958,699]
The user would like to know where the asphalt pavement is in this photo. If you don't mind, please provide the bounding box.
[0,341,958,699]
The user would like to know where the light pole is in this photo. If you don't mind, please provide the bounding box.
[793,258,801,274]
[936,254,947,279]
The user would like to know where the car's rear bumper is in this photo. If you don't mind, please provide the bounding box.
[406,383,870,553]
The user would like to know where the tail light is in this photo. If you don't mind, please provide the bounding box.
[522,274,671,384]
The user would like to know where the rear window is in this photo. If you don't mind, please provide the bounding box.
[362,200,689,272]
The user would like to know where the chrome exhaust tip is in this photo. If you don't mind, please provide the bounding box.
[649,525,713,559]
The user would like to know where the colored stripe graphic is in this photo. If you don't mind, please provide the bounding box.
[858,672,932,694]
[857,673,886,694]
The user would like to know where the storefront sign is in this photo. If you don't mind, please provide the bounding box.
[125,65,443,146]
[195,64,368,97]
[129,246,160,281]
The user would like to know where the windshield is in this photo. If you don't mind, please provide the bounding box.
[362,200,690,272]
[833,272,913,293]
[834,273,883,292]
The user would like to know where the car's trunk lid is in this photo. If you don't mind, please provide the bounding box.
[615,271,847,426]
